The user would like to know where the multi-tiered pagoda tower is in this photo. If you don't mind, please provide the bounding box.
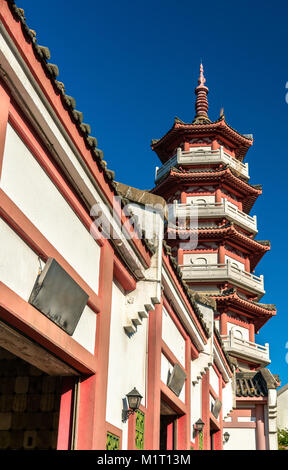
[152,65,279,450]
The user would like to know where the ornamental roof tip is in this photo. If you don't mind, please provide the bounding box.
[7,0,115,188]
[174,116,186,124]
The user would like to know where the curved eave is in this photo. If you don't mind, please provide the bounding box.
[166,224,270,270]
[152,167,262,213]
[211,293,276,332]
[151,118,253,163]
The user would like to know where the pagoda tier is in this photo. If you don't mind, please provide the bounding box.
[151,115,253,163]
[167,223,270,271]
[153,166,262,214]
[151,64,276,371]
[212,288,276,333]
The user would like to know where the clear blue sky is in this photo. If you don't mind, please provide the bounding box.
[19,0,288,385]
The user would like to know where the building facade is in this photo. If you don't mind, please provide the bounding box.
[0,0,278,450]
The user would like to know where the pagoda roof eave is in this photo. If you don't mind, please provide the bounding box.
[151,117,253,163]
[152,166,262,213]
[210,289,276,332]
[166,223,270,270]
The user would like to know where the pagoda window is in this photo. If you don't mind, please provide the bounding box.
[233,328,243,339]
[192,257,208,265]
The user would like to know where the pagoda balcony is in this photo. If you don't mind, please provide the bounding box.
[179,262,265,298]
[221,331,270,365]
[172,200,257,234]
[155,146,249,182]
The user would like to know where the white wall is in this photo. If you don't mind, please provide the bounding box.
[186,195,215,205]
[223,428,256,450]
[227,321,249,341]
[222,380,233,419]
[162,307,185,366]
[0,217,43,301]
[1,124,101,294]
[106,281,148,445]
[190,379,202,442]
[225,255,245,271]
[277,388,288,430]
[183,253,218,266]
[209,367,219,395]
[0,217,96,353]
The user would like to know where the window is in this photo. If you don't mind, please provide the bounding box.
[135,410,145,450]
[106,432,120,450]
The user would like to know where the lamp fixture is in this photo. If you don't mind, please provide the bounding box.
[194,418,205,433]
[223,431,230,443]
[122,388,143,423]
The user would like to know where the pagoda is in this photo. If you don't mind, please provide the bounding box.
[151,64,279,449]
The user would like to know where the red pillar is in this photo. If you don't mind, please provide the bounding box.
[0,84,10,178]
[220,312,228,336]
[218,244,225,264]
[145,302,163,449]
[249,323,255,343]
[76,241,114,450]
[215,188,222,204]
[57,377,76,450]
[255,404,266,450]
[201,370,210,450]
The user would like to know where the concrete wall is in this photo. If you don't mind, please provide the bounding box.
[227,321,249,341]
[162,307,185,367]
[223,428,256,450]
[277,386,288,430]
[190,379,202,443]
[0,217,97,354]
[183,253,218,266]
[186,195,215,205]
[1,124,101,294]
[106,281,148,447]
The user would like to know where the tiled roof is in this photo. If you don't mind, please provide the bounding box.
[236,369,279,397]
[151,116,253,163]
[236,371,268,397]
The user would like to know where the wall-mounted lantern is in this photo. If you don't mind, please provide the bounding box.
[223,431,230,444]
[122,388,143,423]
[194,418,205,433]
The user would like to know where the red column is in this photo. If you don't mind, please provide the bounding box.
[220,312,228,336]
[211,139,219,151]
[178,248,184,265]
[177,338,191,450]
[218,244,225,264]
[76,241,114,450]
[249,323,255,343]
[245,257,250,272]
[255,404,266,450]
[145,302,163,449]
[201,370,210,450]
[0,84,10,178]
[57,377,76,450]
[215,188,222,204]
